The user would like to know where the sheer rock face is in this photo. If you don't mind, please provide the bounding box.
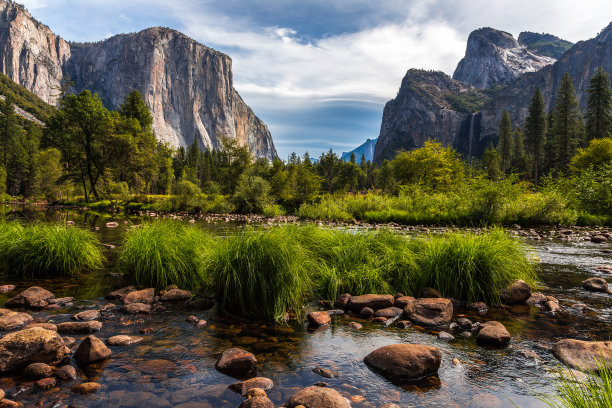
[0,1,277,159]
[453,27,555,89]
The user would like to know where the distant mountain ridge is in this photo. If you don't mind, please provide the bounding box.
[342,138,377,163]
[0,1,277,159]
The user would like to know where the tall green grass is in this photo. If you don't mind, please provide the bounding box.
[0,221,104,276]
[542,360,612,408]
[117,221,214,290]
[208,227,312,322]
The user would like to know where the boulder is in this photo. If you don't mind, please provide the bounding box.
[160,289,192,302]
[239,396,274,408]
[394,296,415,309]
[348,294,394,312]
[0,310,33,331]
[359,307,374,317]
[55,365,77,381]
[0,328,70,373]
[5,287,54,309]
[74,335,112,364]
[105,286,136,300]
[107,335,143,346]
[230,377,274,396]
[526,292,548,306]
[333,293,351,309]
[57,321,102,334]
[124,303,151,315]
[581,277,609,293]
[286,386,350,408]
[374,307,403,318]
[72,310,99,321]
[476,321,511,346]
[215,348,257,375]
[23,362,53,379]
[500,280,531,305]
[71,382,102,394]
[405,298,453,326]
[364,344,442,381]
[468,302,489,314]
[552,339,612,371]
[35,377,56,389]
[307,311,331,327]
[123,288,155,304]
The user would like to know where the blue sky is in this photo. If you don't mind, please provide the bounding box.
[20,0,612,159]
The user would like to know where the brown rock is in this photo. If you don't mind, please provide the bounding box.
[0,285,15,293]
[405,298,453,326]
[286,386,350,408]
[230,377,274,396]
[359,307,374,317]
[334,293,351,309]
[35,377,56,389]
[0,311,32,331]
[552,339,612,371]
[124,303,151,315]
[105,286,136,300]
[24,323,57,331]
[526,292,547,306]
[476,321,511,346]
[591,235,608,243]
[348,294,394,311]
[545,300,561,313]
[364,344,442,380]
[348,322,362,330]
[313,366,341,378]
[396,320,412,329]
[374,307,403,318]
[307,311,331,327]
[107,335,143,346]
[373,316,388,323]
[57,321,102,334]
[500,280,531,305]
[71,382,101,394]
[0,389,3,400]
[0,399,23,408]
[421,287,442,298]
[239,396,274,408]
[246,388,267,398]
[186,315,199,324]
[380,405,402,408]
[0,328,69,373]
[72,310,99,321]
[123,288,155,304]
[468,302,489,314]
[581,277,609,293]
[138,359,177,373]
[55,365,77,381]
[160,289,191,302]
[74,335,112,364]
[23,362,53,379]
[393,296,415,308]
[5,287,54,309]
[215,348,257,375]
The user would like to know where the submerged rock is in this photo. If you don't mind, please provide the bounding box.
[71,382,102,394]
[74,335,112,364]
[230,377,274,396]
[123,303,151,315]
[552,339,612,371]
[239,396,274,408]
[23,362,53,379]
[286,386,350,408]
[105,286,136,300]
[526,292,547,306]
[57,321,102,334]
[215,348,257,375]
[348,294,394,312]
[55,365,77,381]
[107,335,143,346]
[160,289,192,302]
[72,309,99,321]
[476,321,511,346]
[405,298,453,327]
[307,311,331,327]
[5,287,55,309]
[500,280,532,305]
[581,277,608,293]
[0,328,70,373]
[364,344,442,381]
[313,366,341,378]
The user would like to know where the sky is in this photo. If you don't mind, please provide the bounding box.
[19,0,612,159]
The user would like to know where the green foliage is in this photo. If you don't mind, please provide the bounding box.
[571,162,612,215]
[0,73,55,121]
[526,87,547,185]
[542,360,612,408]
[570,137,612,172]
[118,221,213,290]
[33,148,62,202]
[0,166,5,197]
[443,91,491,113]
[585,66,612,141]
[551,72,584,171]
[232,173,272,214]
[0,221,104,276]
[497,111,513,172]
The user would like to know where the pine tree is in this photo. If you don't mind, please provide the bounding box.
[511,127,528,175]
[0,96,19,168]
[525,88,547,185]
[551,72,584,171]
[585,66,612,141]
[497,111,513,173]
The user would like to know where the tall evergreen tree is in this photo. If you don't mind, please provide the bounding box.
[511,127,528,175]
[0,96,19,168]
[497,111,513,173]
[585,66,612,141]
[525,88,547,186]
[551,72,584,171]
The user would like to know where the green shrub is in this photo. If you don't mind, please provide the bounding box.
[542,359,612,408]
[117,221,213,290]
[0,222,104,276]
[232,174,272,214]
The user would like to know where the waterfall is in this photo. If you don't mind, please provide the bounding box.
[468,114,475,163]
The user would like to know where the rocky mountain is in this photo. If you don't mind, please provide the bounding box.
[342,138,377,164]
[0,1,277,159]
[518,32,573,59]
[375,23,612,163]
[453,27,555,89]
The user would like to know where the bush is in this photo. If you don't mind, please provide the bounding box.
[0,221,104,276]
[232,174,272,214]
[117,221,213,290]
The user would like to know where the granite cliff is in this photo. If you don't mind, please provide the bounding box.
[0,1,277,159]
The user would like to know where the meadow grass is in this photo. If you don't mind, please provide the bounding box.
[208,227,312,322]
[0,221,104,276]
[541,359,612,408]
[117,220,214,290]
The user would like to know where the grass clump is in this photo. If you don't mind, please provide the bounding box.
[414,228,537,304]
[0,221,104,276]
[117,221,214,290]
[542,359,612,408]
[208,227,312,322]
